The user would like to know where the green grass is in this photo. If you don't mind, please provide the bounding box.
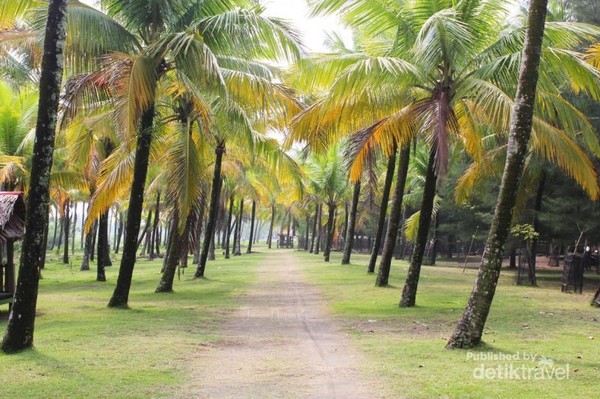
[2,247,599,398]
[298,250,600,399]
[0,249,263,399]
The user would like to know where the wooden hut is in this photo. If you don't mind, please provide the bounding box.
[0,192,26,306]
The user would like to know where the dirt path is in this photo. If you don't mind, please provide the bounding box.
[179,251,388,399]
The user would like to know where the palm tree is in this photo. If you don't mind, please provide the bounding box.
[446,0,551,349]
[63,1,301,305]
[305,143,349,262]
[1,0,68,353]
[292,0,600,307]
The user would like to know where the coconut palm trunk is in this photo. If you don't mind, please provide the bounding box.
[195,142,224,278]
[368,146,397,273]
[342,181,361,265]
[1,0,68,353]
[81,221,95,271]
[309,204,319,253]
[400,149,438,307]
[156,210,181,293]
[267,203,275,249]
[234,199,243,256]
[107,105,156,308]
[314,204,322,255]
[304,215,310,251]
[97,211,109,282]
[71,202,77,255]
[62,199,70,264]
[224,197,234,259]
[246,200,256,253]
[377,145,410,286]
[446,0,549,349]
[193,195,206,263]
[149,192,160,259]
[323,203,336,262]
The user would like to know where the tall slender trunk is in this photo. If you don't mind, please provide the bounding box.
[71,201,77,254]
[195,142,224,278]
[156,210,180,293]
[400,149,437,307]
[90,219,97,261]
[315,204,322,255]
[1,0,68,353]
[50,205,58,250]
[193,195,207,263]
[447,0,549,349]
[342,181,361,264]
[112,207,118,250]
[267,203,275,249]
[97,211,109,282]
[530,171,546,281]
[139,210,152,256]
[149,192,160,259]
[40,209,49,268]
[115,212,123,254]
[304,215,310,251]
[246,200,256,253]
[377,145,410,286]
[209,229,216,261]
[234,199,243,256]
[323,203,336,262]
[107,104,156,308]
[368,145,397,273]
[62,200,70,264]
[81,204,86,249]
[179,213,192,269]
[224,197,234,259]
[81,221,95,271]
[286,209,292,248]
[309,204,319,254]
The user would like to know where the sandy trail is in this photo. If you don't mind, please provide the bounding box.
[178,250,388,399]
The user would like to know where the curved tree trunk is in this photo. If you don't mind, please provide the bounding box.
[107,104,156,308]
[342,182,361,265]
[1,0,68,353]
[323,203,336,262]
[195,143,224,278]
[400,149,437,307]
[377,145,410,286]
[368,146,397,273]
[447,0,549,349]
[246,200,256,253]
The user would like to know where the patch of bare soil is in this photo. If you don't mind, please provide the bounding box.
[177,251,390,399]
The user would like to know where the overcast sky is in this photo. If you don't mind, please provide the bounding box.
[80,0,351,52]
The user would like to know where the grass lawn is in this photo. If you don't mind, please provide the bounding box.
[1,247,599,398]
[299,250,600,399]
[0,249,263,398]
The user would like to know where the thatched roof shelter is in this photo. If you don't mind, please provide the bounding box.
[0,192,25,243]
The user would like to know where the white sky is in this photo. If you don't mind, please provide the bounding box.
[261,0,352,52]
[80,0,352,53]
